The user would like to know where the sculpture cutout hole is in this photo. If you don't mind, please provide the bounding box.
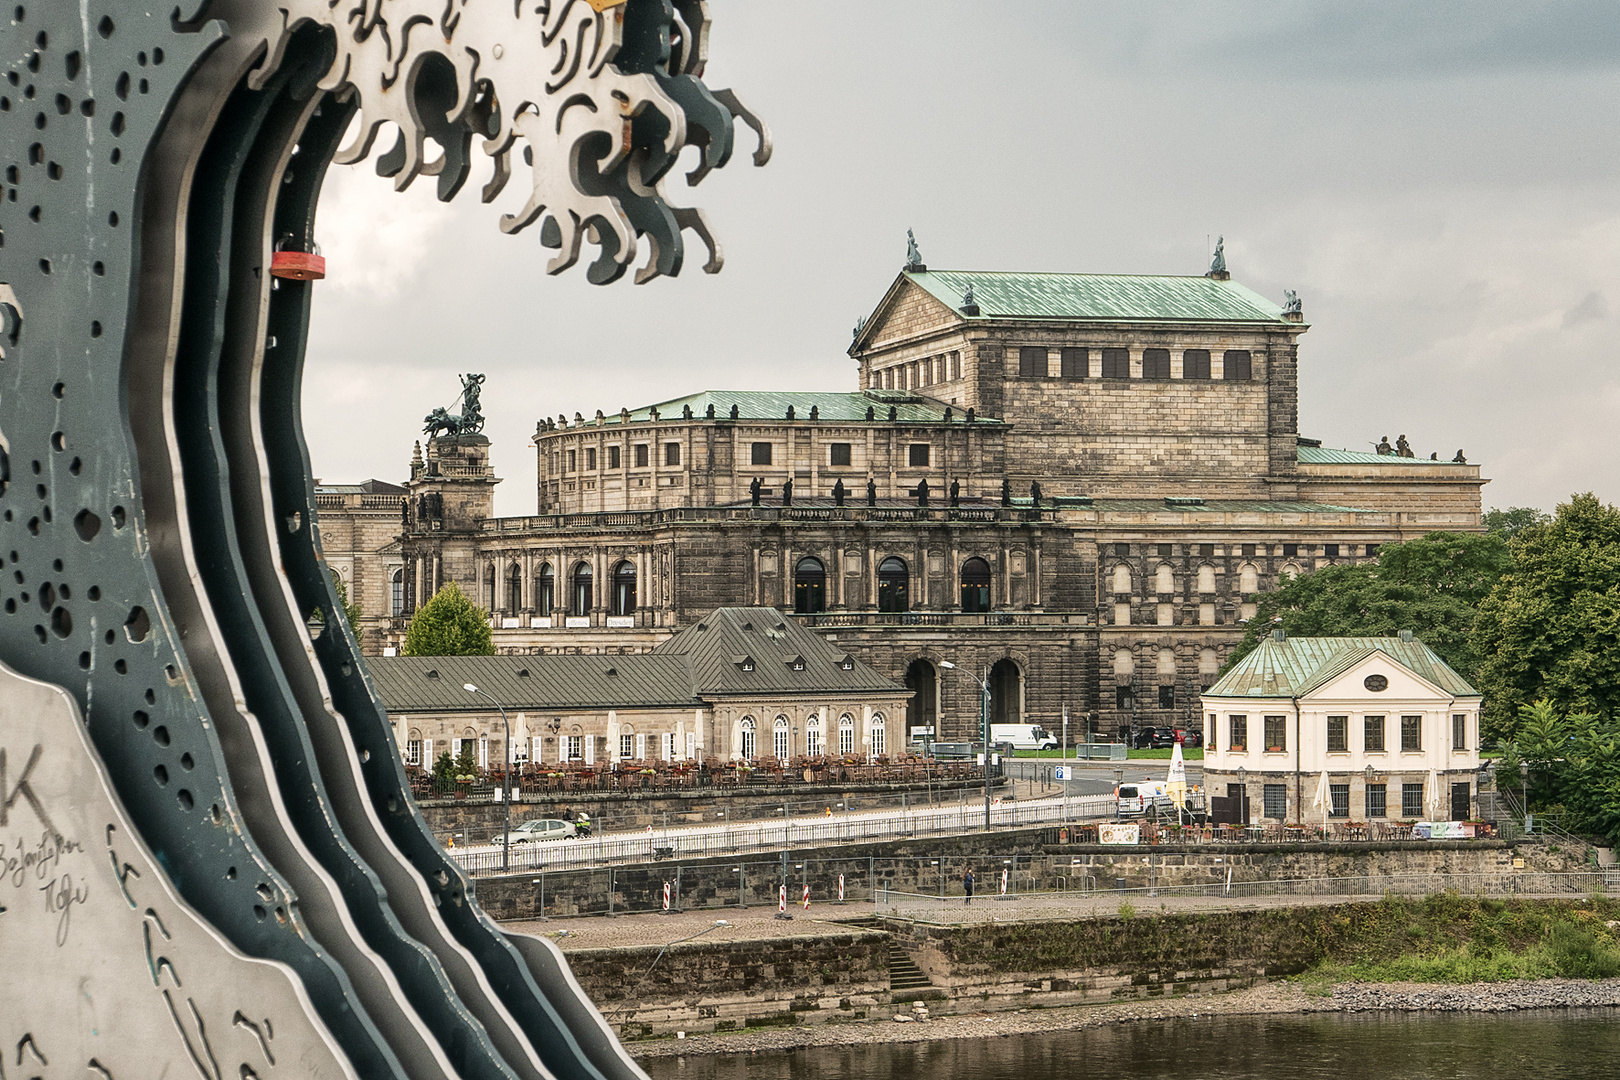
[49,605,69,638]
[176,789,193,811]
[132,709,148,729]
[123,604,149,642]
[153,764,168,785]
[38,580,53,608]
[152,725,168,747]
[73,508,99,541]
[111,505,125,528]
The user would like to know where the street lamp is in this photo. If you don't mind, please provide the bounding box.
[464,682,512,874]
[939,660,992,832]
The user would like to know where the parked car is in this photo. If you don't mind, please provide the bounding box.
[990,723,1058,752]
[1132,726,1177,749]
[1175,728,1203,748]
[1115,781,1174,817]
[498,818,577,844]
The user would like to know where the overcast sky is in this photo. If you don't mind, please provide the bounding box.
[304,2,1620,518]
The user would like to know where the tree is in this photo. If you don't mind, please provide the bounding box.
[309,568,362,635]
[1503,700,1620,844]
[1484,506,1552,540]
[1222,531,1510,683]
[403,581,494,656]
[1474,493,1620,740]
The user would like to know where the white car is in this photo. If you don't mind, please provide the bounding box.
[500,818,577,844]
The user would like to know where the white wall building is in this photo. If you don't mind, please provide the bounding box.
[1201,631,1482,824]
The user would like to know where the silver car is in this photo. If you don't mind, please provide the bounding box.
[501,818,577,844]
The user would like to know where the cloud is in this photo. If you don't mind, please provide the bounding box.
[1562,291,1608,329]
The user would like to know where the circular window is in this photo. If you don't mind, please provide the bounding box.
[1364,674,1389,692]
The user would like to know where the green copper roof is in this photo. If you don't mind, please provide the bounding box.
[1206,635,1480,700]
[1298,446,1455,466]
[1085,499,1368,514]
[907,270,1290,323]
[587,390,1002,426]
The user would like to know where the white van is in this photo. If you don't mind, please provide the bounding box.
[990,724,1058,752]
[1115,781,1173,818]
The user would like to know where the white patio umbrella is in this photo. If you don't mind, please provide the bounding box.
[1167,741,1188,810]
[1427,767,1441,821]
[1312,770,1332,831]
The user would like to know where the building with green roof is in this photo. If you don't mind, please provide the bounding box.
[365,246,1486,759]
[1200,630,1481,826]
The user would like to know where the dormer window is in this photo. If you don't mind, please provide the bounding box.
[839,654,855,671]
[787,655,806,672]
[733,654,755,672]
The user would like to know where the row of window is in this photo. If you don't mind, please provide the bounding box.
[733,713,882,759]
[1219,714,1469,753]
[751,441,931,467]
[1017,347,1253,381]
[793,555,993,614]
[876,352,961,392]
[1257,782,1441,820]
[1110,543,1376,560]
[556,442,680,473]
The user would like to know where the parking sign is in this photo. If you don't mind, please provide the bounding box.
[1054,766,1070,781]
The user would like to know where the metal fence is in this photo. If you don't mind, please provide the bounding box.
[448,793,1117,876]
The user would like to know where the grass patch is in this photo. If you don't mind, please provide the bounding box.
[1012,747,1204,761]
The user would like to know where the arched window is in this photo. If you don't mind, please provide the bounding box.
[1196,565,1216,593]
[870,714,886,758]
[838,714,855,756]
[960,557,992,613]
[805,716,822,757]
[507,563,523,613]
[571,562,593,617]
[739,717,756,760]
[794,557,827,614]
[878,556,909,613]
[1112,564,1132,594]
[1281,563,1301,581]
[905,659,937,740]
[535,563,554,616]
[773,715,790,760]
[990,659,1021,725]
[485,562,497,610]
[1155,564,1174,594]
[391,568,404,615]
[1239,563,1258,593]
[610,560,637,617]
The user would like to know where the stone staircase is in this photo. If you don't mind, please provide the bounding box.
[839,916,933,992]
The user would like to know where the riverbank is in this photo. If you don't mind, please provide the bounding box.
[627,977,1620,1058]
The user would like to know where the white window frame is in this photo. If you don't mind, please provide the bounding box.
[838,714,855,756]
[773,716,790,760]
[806,717,822,757]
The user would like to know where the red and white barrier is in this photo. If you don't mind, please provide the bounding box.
[778,884,787,913]
[801,884,810,910]
[1000,869,1009,896]
[837,874,845,902]
[663,881,671,912]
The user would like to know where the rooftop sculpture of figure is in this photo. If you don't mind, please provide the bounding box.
[1209,236,1226,276]
[915,478,930,507]
[1453,449,1468,464]
[949,479,961,507]
[459,372,487,433]
[782,477,793,506]
[1282,289,1302,315]
[1001,477,1013,507]
[867,477,879,507]
[1030,480,1043,509]
[1396,434,1414,458]
[1376,435,1395,456]
[906,228,924,270]
[833,479,847,506]
[750,476,763,506]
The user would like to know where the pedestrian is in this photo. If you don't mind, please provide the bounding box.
[963,867,974,905]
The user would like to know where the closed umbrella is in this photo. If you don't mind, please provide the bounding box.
[1167,741,1188,810]
[1312,770,1331,832]
[1427,767,1441,821]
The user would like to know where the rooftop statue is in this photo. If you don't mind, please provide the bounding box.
[1376,436,1395,455]
[1283,289,1302,315]
[905,228,925,270]
[1210,236,1227,276]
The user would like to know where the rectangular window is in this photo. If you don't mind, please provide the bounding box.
[565,735,583,761]
[608,445,621,469]
[1365,715,1385,752]
[566,449,576,472]
[1182,349,1211,379]
[1241,543,1256,558]
[1366,783,1387,818]
[1019,346,1048,377]
[829,442,852,467]
[1264,715,1287,752]
[1402,782,1424,819]
[1142,348,1171,380]
[663,441,680,466]
[908,443,930,467]
[1327,715,1348,753]
[950,352,961,380]
[751,441,773,466]
[1116,685,1134,710]
[586,447,597,470]
[1453,713,1467,751]
[1198,544,1214,558]
[1113,543,1130,556]
[1282,543,1298,558]
[619,733,633,759]
[1324,544,1339,558]
[1158,684,1174,709]
[1329,784,1350,818]
[1401,715,1422,752]
[1223,350,1252,380]
[405,739,422,766]
[806,725,822,758]
[1101,347,1130,379]
[634,443,650,468]
[872,723,886,757]
[1263,784,1288,820]
[1060,347,1087,377]
[1229,714,1247,751]
[1157,543,1172,557]
[1366,544,1380,558]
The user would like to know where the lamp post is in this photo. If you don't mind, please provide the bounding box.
[464,682,512,873]
[940,660,992,832]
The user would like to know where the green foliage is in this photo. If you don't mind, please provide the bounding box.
[1117,901,1136,920]
[1485,506,1552,540]
[1474,493,1620,739]
[1222,531,1510,680]
[432,750,456,786]
[309,568,362,635]
[403,581,494,656]
[1508,700,1620,844]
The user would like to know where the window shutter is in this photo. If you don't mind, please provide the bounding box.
[635,733,646,760]
[584,737,595,765]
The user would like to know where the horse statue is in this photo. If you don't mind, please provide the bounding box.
[0,2,768,1078]
[423,407,462,439]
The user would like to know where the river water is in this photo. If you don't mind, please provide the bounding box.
[640,1011,1620,1080]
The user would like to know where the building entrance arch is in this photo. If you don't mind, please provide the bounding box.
[989,658,1022,726]
[904,659,938,744]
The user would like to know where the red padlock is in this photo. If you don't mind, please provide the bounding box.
[270,249,326,281]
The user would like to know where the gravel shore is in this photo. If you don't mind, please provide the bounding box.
[627,978,1620,1059]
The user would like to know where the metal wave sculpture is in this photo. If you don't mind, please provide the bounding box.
[0,1,766,1077]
